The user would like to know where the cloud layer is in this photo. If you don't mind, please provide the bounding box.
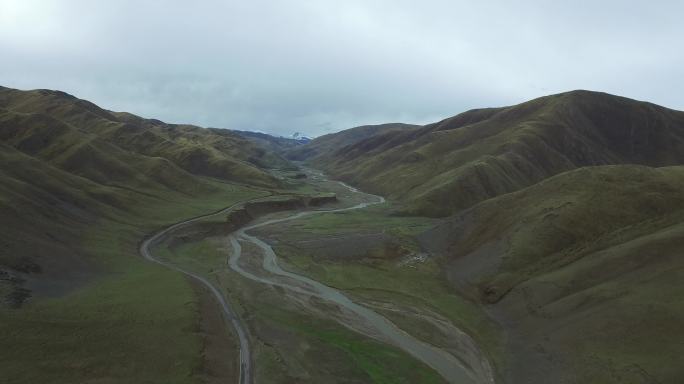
[1,0,682,136]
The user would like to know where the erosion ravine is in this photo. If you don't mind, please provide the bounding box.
[227,171,495,384]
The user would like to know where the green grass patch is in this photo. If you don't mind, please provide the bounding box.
[256,305,445,384]
[289,207,435,237]
[0,179,267,384]
[155,237,227,275]
[157,225,446,383]
[281,248,503,369]
[1,262,201,384]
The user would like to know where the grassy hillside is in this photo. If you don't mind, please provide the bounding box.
[0,86,286,188]
[0,176,267,383]
[0,86,298,302]
[291,91,684,382]
[0,86,285,382]
[423,165,684,383]
[299,91,684,216]
[0,109,211,195]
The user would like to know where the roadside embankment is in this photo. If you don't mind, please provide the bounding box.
[229,194,338,228]
[162,194,338,247]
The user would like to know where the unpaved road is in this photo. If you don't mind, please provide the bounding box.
[227,175,495,384]
[140,205,252,384]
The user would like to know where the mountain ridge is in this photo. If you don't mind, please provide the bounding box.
[0,86,290,187]
[294,90,684,216]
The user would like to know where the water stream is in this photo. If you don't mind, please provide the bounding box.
[227,175,494,384]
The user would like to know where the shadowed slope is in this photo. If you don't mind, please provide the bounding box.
[422,165,684,383]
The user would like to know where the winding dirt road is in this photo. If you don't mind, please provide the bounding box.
[140,205,253,384]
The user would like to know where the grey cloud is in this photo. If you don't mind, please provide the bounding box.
[1,0,682,137]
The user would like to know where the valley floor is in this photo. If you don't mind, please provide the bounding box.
[151,168,499,384]
[10,164,678,384]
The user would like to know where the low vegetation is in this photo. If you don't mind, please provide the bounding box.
[0,179,266,383]
[261,205,504,371]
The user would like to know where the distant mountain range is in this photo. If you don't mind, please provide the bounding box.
[290,131,312,143]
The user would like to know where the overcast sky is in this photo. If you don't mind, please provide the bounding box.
[1,1,682,137]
